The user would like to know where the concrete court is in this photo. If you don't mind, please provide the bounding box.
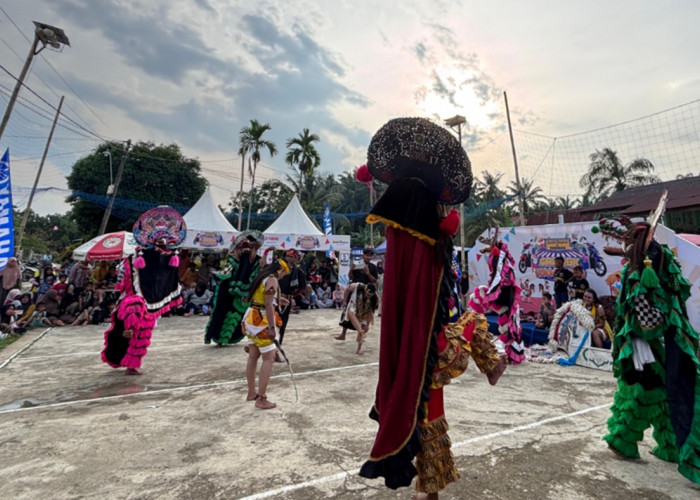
[0,309,698,500]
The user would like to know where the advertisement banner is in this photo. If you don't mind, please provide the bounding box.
[468,222,700,330]
[0,149,14,270]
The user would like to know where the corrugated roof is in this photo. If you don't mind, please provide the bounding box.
[579,176,700,215]
[526,209,594,226]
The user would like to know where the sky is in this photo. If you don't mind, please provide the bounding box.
[1,0,700,216]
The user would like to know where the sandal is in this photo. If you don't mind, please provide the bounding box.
[255,395,277,410]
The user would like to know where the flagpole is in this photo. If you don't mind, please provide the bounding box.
[16,95,64,258]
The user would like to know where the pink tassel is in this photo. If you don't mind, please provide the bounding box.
[169,254,179,267]
[134,255,146,269]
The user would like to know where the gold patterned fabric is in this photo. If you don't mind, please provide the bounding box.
[415,416,460,493]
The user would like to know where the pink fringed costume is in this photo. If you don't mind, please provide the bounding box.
[469,240,525,364]
[101,206,186,371]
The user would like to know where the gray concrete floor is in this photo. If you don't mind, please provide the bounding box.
[0,310,698,499]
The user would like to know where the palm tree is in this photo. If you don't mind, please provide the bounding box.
[555,195,580,211]
[286,128,321,188]
[506,178,546,218]
[579,147,661,200]
[239,119,277,230]
[472,171,505,203]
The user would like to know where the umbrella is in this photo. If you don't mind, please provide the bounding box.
[72,231,137,261]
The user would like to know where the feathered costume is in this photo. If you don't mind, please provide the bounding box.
[596,202,700,484]
[469,230,525,364]
[101,206,186,371]
[204,231,263,346]
[358,118,505,495]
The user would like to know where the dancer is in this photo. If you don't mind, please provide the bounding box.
[242,259,289,409]
[333,282,378,354]
[595,195,700,484]
[204,230,263,346]
[469,220,525,364]
[358,117,506,498]
[101,206,186,375]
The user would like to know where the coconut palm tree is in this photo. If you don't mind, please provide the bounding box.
[555,195,580,211]
[506,177,546,218]
[286,128,321,186]
[472,171,505,203]
[239,119,277,230]
[579,147,660,200]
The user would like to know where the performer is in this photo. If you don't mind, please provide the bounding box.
[277,249,306,344]
[101,206,186,375]
[242,259,289,410]
[204,230,263,346]
[469,221,526,364]
[333,282,378,355]
[358,117,506,498]
[595,195,700,485]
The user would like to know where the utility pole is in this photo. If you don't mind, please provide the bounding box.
[504,91,525,226]
[0,22,70,145]
[98,140,131,235]
[16,95,64,257]
[237,147,246,231]
[444,115,467,270]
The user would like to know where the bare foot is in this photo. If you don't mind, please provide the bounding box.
[255,395,277,410]
[333,335,346,341]
[125,368,141,376]
[274,352,285,363]
[246,393,258,401]
[244,345,250,353]
[487,355,507,386]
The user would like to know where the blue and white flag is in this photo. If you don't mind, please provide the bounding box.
[0,148,14,270]
[323,202,335,258]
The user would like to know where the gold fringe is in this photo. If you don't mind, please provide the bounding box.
[415,416,460,494]
[365,214,436,246]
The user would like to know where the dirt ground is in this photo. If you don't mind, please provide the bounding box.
[1,309,699,500]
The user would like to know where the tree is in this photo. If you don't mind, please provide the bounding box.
[286,128,321,186]
[14,208,82,259]
[66,141,207,235]
[580,147,661,199]
[238,120,277,230]
[227,179,294,232]
[506,177,546,217]
[472,172,505,204]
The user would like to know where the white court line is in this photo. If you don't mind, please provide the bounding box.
[16,342,216,362]
[0,328,52,370]
[0,362,378,415]
[236,403,610,500]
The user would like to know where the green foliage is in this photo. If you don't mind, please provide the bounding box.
[579,147,661,200]
[66,141,207,235]
[239,120,278,230]
[14,208,82,257]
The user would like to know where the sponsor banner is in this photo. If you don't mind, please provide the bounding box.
[0,149,14,269]
[182,230,236,251]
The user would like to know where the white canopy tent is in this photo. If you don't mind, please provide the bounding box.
[262,195,351,279]
[182,187,238,251]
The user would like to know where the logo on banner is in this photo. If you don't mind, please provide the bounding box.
[295,236,320,250]
[0,149,14,270]
[518,237,607,279]
[101,237,122,249]
[193,231,224,247]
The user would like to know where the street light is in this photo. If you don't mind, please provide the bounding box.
[103,150,114,194]
[444,115,468,271]
[0,21,70,144]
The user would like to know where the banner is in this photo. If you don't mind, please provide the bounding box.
[0,149,14,270]
[322,202,336,259]
[468,222,700,331]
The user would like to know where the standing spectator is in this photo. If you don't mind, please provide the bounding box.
[552,256,573,308]
[332,284,344,309]
[568,265,589,301]
[68,260,93,294]
[0,257,21,304]
[92,261,110,286]
[349,248,378,285]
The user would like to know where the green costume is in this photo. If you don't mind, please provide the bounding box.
[597,216,700,484]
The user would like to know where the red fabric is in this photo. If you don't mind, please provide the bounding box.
[369,227,443,460]
[426,386,445,422]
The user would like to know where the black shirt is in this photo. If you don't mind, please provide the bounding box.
[568,277,589,299]
[553,267,573,293]
[350,262,378,284]
[279,266,306,295]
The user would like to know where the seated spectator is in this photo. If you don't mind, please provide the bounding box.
[38,289,65,326]
[304,284,319,309]
[3,288,22,307]
[180,261,199,288]
[583,288,613,349]
[317,281,334,308]
[27,302,51,329]
[332,284,344,310]
[51,274,69,298]
[1,303,26,335]
[536,292,556,329]
[59,284,80,324]
[35,275,56,303]
[183,282,213,316]
[17,293,34,319]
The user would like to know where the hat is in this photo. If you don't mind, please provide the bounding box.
[367,117,472,204]
[231,230,264,251]
[285,249,301,258]
[363,247,375,255]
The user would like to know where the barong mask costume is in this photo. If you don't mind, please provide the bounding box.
[594,192,700,484]
[101,206,186,371]
[469,217,525,364]
[205,230,264,345]
[359,117,503,495]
